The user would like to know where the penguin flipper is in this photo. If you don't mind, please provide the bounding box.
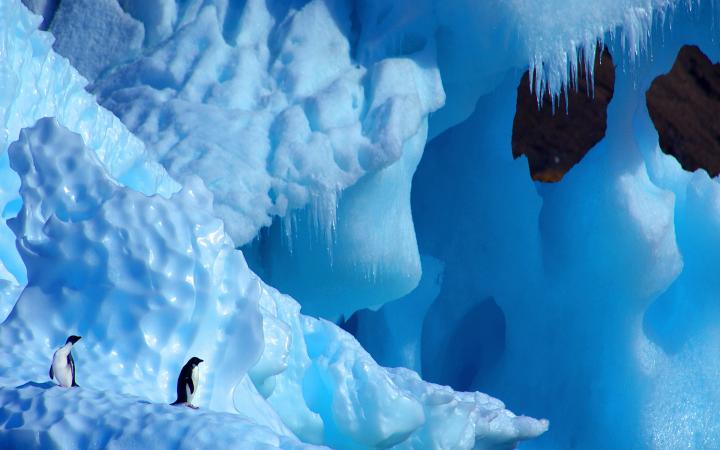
[49,365,53,380]
[68,352,78,387]
[188,377,195,394]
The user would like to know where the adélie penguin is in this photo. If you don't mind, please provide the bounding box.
[49,335,82,387]
[171,357,203,409]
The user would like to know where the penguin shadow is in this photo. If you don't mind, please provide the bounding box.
[16,381,56,390]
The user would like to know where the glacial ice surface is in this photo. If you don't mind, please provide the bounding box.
[0,0,178,318]
[44,0,444,314]
[348,3,720,449]
[0,381,323,450]
[6,0,720,448]
[26,0,691,317]
[35,0,692,318]
[62,0,446,249]
[0,117,547,448]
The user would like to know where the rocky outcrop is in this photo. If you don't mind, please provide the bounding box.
[646,45,720,177]
[512,47,615,182]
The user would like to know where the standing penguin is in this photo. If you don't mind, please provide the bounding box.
[171,357,203,409]
[49,335,81,387]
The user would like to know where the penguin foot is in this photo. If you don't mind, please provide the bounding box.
[186,404,199,410]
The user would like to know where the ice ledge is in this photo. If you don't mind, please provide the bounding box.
[0,380,325,450]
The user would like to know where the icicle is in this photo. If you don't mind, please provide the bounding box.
[529,0,706,108]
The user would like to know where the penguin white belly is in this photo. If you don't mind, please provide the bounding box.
[187,366,199,403]
[52,350,72,387]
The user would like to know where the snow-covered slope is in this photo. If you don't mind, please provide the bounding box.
[0,381,324,450]
[0,118,548,449]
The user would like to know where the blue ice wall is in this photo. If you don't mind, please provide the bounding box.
[31,0,692,320]
[351,3,720,450]
[0,3,551,449]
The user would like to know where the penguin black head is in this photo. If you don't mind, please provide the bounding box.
[65,335,82,345]
[187,357,204,366]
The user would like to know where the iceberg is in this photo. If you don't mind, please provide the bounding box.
[5,0,720,448]
[0,117,547,448]
[23,0,692,317]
